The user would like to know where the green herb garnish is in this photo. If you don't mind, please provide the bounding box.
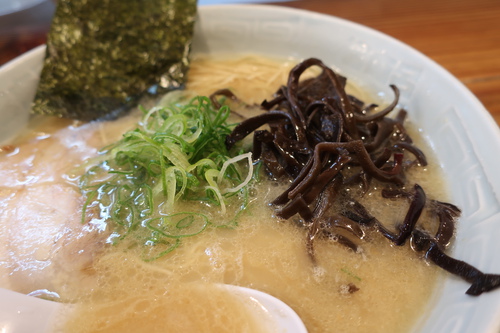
[341,267,362,282]
[80,96,254,260]
[33,0,197,120]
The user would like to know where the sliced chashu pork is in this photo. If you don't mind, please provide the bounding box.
[0,114,138,300]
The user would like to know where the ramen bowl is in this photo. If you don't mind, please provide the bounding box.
[1,5,500,333]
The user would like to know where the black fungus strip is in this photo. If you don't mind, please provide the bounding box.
[320,215,366,240]
[226,110,293,149]
[260,148,287,178]
[309,141,405,185]
[384,152,404,175]
[276,194,314,221]
[430,200,461,247]
[273,131,304,171]
[302,155,351,204]
[353,85,400,122]
[411,230,500,296]
[272,157,315,205]
[221,57,500,295]
[392,142,428,166]
[325,233,359,252]
[341,197,380,227]
[377,184,426,245]
[311,176,343,219]
[252,130,273,160]
[209,88,239,109]
[363,118,400,153]
[306,218,321,262]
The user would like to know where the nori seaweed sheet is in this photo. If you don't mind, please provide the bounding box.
[33,0,197,121]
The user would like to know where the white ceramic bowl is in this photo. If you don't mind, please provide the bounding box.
[1,4,500,333]
[0,0,46,16]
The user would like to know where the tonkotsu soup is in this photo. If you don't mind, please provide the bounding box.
[0,55,448,333]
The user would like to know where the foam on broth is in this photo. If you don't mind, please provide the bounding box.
[63,185,441,333]
[0,55,446,333]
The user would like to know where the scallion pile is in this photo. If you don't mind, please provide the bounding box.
[80,96,254,260]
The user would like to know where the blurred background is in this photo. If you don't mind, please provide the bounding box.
[0,0,53,64]
[0,0,293,66]
[0,0,499,125]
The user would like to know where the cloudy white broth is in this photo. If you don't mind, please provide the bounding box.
[0,55,448,333]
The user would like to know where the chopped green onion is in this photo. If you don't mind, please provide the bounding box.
[341,267,362,281]
[80,96,254,258]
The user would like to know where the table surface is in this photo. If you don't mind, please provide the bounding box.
[1,0,499,126]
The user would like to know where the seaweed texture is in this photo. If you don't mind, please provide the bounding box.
[33,0,197,120]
